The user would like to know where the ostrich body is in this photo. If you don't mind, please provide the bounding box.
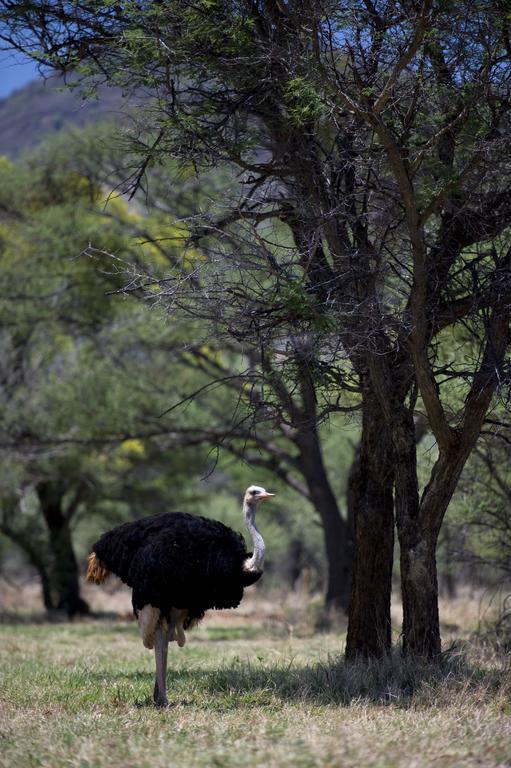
[86,485,273,707]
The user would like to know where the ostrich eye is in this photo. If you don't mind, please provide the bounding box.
[251,490,258,496]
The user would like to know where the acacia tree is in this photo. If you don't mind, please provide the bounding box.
[2,0,511,656]
[44,125,356,612]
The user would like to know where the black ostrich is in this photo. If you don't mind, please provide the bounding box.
[86,485,274,707]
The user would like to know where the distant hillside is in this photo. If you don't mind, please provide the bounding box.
[0,75,140,157]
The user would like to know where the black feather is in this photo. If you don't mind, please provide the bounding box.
[92,512,261,621]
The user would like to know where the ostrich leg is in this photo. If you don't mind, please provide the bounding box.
[153,624,169,707]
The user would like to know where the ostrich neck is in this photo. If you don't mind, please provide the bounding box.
[243,502,265,573]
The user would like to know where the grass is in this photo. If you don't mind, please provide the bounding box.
[1,605,510,768]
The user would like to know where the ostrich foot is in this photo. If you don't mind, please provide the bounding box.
[154,624,169,709]
[153,682,169,708]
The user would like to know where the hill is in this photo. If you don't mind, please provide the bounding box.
[0,75,139,157]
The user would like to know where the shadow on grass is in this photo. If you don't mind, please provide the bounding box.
[205,647,508,707]
[2,614,507,710]
[87,643,508,709]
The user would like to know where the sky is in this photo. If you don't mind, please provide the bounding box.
[0,49,40,99]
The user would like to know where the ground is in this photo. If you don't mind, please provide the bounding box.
[0,584,510,768]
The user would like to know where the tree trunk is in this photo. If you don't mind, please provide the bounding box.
[293,360,353,613]
[346,390,395,658]
[394,417,468,657]
[39,565,56,612]
[297,433,353,611]
[390,401,444,657]
[397,456,462,657]
[0,522,56,611]
[37,481,90,617]
[400,535,441,656]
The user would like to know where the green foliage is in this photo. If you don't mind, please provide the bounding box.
[275,279,337,340]
[0,138,207,583]
[0,128,339,600]
[284,77,324,126]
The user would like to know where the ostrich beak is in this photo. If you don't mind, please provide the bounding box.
[259,492,275,500]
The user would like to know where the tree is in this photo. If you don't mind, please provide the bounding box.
[0,137,336,615]
[0,148,207,614]
[1,1,510,655]
[42,124,356,613]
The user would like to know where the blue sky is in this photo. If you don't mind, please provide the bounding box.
[0,49,40,99]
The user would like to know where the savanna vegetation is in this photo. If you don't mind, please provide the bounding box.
[1,1,511,765]
[1,591,511,768]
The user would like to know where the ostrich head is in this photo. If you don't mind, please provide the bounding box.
[242,485,274,574]
[243,485,274,512]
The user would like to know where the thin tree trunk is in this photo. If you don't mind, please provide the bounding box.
[390,405,440,657]
[297,432,353,611]
[346,390,395,658]
[294,362,353,613]
[39,565,55,611]
[397,453,463,657]
[395,421,473,656]
[0,523,56,611]
[37,481,90,617]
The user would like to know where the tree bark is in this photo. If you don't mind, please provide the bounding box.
[36,481,90,616]
[400,534,441,656]
[346,389,395,658]
[390,405,441,657]
[397,451,467,656]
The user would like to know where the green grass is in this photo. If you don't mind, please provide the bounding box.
[0,619,510,768]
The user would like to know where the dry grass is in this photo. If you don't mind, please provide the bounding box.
[0,582,510,768]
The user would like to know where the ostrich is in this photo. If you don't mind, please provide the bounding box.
[86,485,274,707]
